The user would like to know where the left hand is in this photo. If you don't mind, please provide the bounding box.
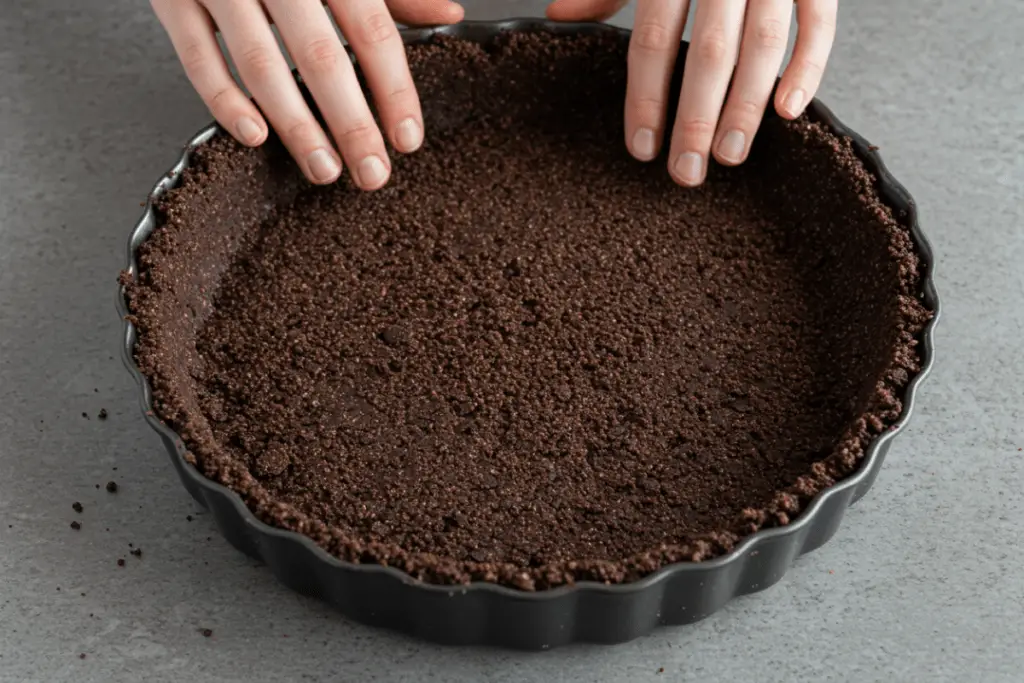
[546,0,838,187]
[152,0,464,189]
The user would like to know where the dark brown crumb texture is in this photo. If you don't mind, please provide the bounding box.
[122,32,931,590]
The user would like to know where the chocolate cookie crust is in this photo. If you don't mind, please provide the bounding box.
[123,32,931,590]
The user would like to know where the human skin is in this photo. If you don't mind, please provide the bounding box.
[151,0,837,189]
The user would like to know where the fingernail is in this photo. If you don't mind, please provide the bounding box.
[783,89,806,117]
[236,117,264,146]
[631,127,657,161]
[444,1,466,21]
[717,130,746,164]
[673,152,704,186]
[307,148,341,184]
[357,155,389,189]
[395,118,423,152]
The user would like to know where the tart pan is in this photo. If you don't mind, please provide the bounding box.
[118,19,939,649]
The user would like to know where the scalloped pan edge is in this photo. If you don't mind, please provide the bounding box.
[117,19,939,649]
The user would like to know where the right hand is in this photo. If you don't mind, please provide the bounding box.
[151,0,464,189]
[548,0,837,187]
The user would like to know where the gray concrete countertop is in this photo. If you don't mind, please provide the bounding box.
[1,1,1020,680]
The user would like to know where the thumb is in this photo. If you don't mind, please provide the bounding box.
[386,0,464,27]
[546,0,630,22]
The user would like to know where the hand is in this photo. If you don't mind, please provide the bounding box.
[547,0,838,187]
[151,0,464,189]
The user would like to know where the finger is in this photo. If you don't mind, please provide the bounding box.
[385,0,464,26]
[546,0,630,22]
[668,0,745,187]
[775,0,837,118]
[265,0,392,191]
[204,0,343,185]
[713,0,792,166]
[328,0,424,159]
[151,0,267,147]
[624,0,690,162]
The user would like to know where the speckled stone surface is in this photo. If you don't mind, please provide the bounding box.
[0,1,1021,681]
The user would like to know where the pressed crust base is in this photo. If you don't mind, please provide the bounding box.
[123,32,931,590]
